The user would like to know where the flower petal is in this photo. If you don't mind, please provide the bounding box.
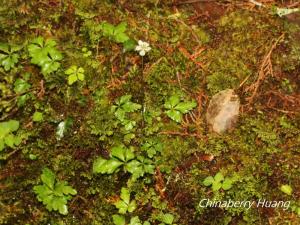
[138,40,143,46]
[135,46,142,51]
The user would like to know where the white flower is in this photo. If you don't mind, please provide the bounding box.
[135,40,151,56]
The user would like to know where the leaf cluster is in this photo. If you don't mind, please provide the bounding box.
[0,43,22,71]
[111,95,141,131]
[164,95,197,123]
[100,22,136,51]
[13,73,32,107]
[64,65,85,85]
[114,187,137,214]
[93,145,154,180]
[203,172,234,192]
[0,120,21,152]
[28,36,63,75]
[33,168,77,215]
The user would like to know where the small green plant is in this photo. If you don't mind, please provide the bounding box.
[114,187,137,214]
[164,94,197,123]
[28,36,63,75]
[82,47,92,57]
[33,168,77,215]
[0,120,22,152]
[111,95,141,131]
[141,138,163,158]
[13,73,32,107]
[0,43,22,71]
[64,65,85,85]
[113,215,150,225]
[100,21,129,43]
[100,21,135,51]
[93,145,154,180]
[203,172,234,192]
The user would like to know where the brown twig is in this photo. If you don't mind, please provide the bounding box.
[245,33,285,106]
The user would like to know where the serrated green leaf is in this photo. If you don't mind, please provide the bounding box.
[77,72,85,81]
[212,182,222,192]
[113,214,126,225]
[129,216,142,225]
[4,134,16,148]
[68,74,77,85]
[175,101,197,113]
[101,22,115,37]
[92,157,123,174]
[115,32,129,43]
[0,43,9,53]
[122,101,141,112]
[120,187,130,204]
[203,176,214,186]
[41,168,56,189]
[14,78,31,93]
[166,109,182,123]
[114,22,127,34]
[160,213,174,224]
[222,178,233,190]
[214,172,224,183]
[164,95,180,109]
[115,201,128,214]
[128,200,137,212]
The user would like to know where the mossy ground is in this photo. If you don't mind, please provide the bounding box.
[0,0,300,224]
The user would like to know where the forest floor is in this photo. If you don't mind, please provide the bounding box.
[0,0,300,225]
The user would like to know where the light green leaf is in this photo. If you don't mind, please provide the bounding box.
[92,157,123,174]
[77,72,85,81]
[128,200,137,213]
[280,184,293,195]
[214,172,224,183]
[164,95,180,109]
[115,32,129,43]
[33,112,43,122]
[41,168,56,189]
[212,182,222,192]
[222,178,233,190]
[115,201,128,214]
[114,22,127,34]
[113,214,126,225]
[101,22,115,37]
[166,109,182,123]
[120,187,130,204]
[4,134,16,148]
[160,213,174,224]
[175,101,197,113]
[203,176,214,186]
[14,78,31,94]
